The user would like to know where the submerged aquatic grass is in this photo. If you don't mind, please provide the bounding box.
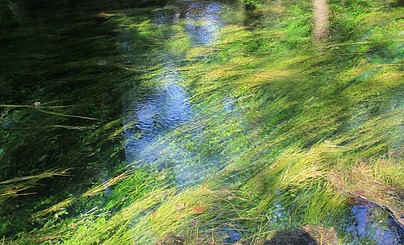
[0,0,403,244]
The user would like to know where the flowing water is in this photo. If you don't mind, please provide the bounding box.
[0,0,403,243]
[120,1,403,242]
[122,1,222,163]
[121,1,247,189]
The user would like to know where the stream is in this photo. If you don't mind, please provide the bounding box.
[0,0,403,243]
[121,1,403,243]
[122,1,229,187]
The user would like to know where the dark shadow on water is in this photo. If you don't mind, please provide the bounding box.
[0,0,162,237]
[263,229,318,245]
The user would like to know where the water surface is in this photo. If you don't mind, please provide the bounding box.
[0,0,402,243]
[122,1,229,187]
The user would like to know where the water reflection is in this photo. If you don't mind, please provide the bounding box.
[123,63,191,163]
[122,1,224,184]
[345,203,403,244]
[153,8,180,25]
[184,1,222,45]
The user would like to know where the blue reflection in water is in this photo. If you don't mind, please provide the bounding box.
[153,8,181,25]
[122,1,224,170]
[123,64,191,163]
[185,1,222,45]
[345,203,403,244]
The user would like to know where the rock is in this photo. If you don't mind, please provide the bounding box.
[263,228,317,245]
[304,225,339,245]
[156,233,185,245]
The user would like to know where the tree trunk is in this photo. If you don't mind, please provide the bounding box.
[313,0,329,40]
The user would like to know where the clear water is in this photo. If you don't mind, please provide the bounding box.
[0,0,402,243]
[122,1,227,187]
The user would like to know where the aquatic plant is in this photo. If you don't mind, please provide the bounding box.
[0,0,402,244]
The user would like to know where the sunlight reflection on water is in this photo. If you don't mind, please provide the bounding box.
[122,1,224,187]
[122,64,191,162]
[185,1,222,45]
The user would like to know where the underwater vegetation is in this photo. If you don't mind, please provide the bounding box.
[0,0,403,244]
